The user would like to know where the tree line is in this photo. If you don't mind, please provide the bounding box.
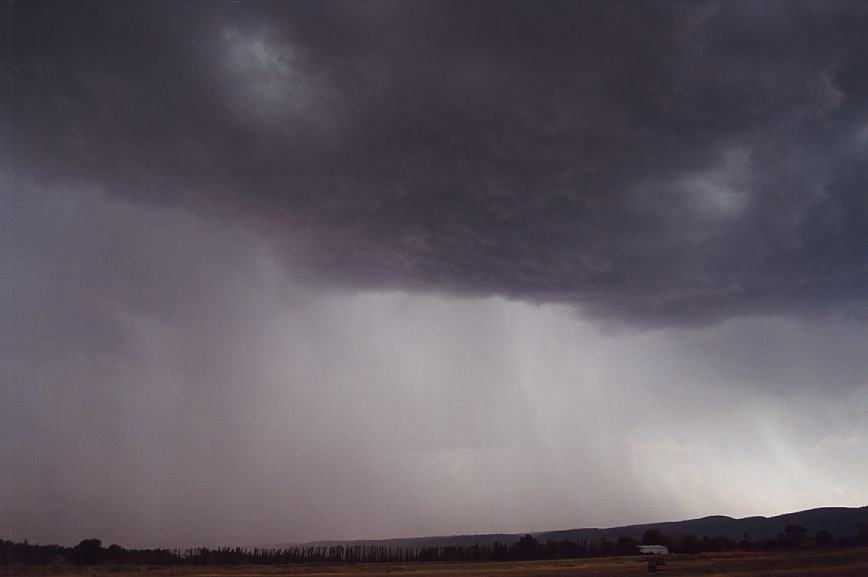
[4,524,868,566]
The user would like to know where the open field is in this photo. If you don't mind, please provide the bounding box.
[5,548,868,577]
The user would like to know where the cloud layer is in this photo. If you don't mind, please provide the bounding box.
[8,0,867,325]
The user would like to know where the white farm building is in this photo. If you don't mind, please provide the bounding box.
[637,545,669,555]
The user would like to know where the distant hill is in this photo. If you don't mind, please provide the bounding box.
[295,506,868,548]
[534,506,868,543]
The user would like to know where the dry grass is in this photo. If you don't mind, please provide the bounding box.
[5,548,868,577]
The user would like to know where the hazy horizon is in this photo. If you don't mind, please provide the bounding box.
[7,502,867,549]
[2,0,867,549]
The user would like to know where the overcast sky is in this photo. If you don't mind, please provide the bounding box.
[2,0,867,548]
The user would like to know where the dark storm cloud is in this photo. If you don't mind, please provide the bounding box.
[7,0,868,325]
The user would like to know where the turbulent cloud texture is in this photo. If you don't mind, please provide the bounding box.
[8,0,867,324]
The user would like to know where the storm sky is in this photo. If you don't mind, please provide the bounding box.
[2,0,867,548]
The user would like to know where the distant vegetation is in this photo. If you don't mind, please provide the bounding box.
[4,522,868,567]
[5,506,868,568]
[6,548,868,577]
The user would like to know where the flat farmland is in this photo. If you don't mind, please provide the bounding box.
[5,548,868,577]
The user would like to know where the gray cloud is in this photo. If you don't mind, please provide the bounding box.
[8,0,866,326]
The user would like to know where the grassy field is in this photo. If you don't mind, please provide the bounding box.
[5,548,868,577]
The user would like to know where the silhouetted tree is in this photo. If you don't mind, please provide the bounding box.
[71,539,102,565]
[642,529,666,546]
[513,535,540,560]
[782,524,807,549]
[815,530,833,546]
[678,534,698,553]
[857,523,868,545]
[615,536,639,555]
